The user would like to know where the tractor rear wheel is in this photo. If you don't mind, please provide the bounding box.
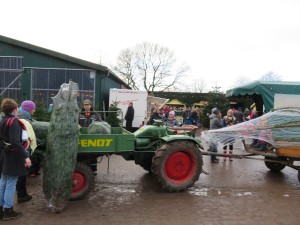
[70,162,94,201]
[264,157,286,172]
[152,141,202,192]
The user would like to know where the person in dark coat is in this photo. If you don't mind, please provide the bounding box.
[78,99,101,127]
[233,107,245,123]
[190,109,199,126]
[78,99,101,172]
[0,98,31,220]
[125,102,134,132]
[16,100,36,204]
[244,108,251,121]
[148,106,161,125]
[209,107,223,163]
[182,107,191,124]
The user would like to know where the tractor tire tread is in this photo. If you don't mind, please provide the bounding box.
[151,140,202,192]
[70,162,95,201]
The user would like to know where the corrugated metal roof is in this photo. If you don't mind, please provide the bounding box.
[0,35,130,88]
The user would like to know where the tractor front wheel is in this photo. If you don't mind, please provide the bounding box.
[70,162,95,201]
[137,154,154,174]
[152,141,202,192]
[140,158,153,174]
[264,157,286,172]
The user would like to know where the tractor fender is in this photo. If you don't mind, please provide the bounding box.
[160,135,203,149]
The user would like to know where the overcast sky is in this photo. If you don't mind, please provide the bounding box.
[1,0,300,92]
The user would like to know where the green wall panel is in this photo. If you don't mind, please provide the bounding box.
[20,68,31,100]
[0,40,127,109]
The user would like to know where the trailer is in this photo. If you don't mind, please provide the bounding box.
[201,107,300,183]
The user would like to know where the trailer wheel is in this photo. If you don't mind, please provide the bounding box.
[152,141,202,192]
[264,157,286,172]
[70,162,94,201]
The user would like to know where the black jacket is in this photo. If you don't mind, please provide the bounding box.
[125,106,134,122]
[233,110,245,123]
[148,112,161,125]
[0,115,28,176]
[190,111,198,125]
[79,108,101,127]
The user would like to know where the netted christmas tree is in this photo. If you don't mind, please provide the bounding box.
[106,101,122,127]
[43,81,80,212]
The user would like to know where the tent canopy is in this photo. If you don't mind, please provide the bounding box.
[193,101,208,108]
[226,81,300,112]
[166,99,185,106]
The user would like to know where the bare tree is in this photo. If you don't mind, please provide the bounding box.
[113,48,139,90]
[182,78,206,93]
[113,42,189,94]
[193,78,206,93]
[210,81,222,93]
[234,76,251,87]
[260,71,282,81]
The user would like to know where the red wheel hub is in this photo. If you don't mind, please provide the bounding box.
[72,172,86,194]
[164,150,197,184]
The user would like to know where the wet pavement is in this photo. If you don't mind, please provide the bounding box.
[9,138,300,225]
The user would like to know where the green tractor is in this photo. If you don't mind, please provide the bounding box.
[33,120,203,200]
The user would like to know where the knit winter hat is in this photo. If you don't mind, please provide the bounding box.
[83,99,92,105]
[211,107,220,115]
[21,100,36,112]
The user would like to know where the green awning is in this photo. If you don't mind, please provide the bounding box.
[226,81,300,112]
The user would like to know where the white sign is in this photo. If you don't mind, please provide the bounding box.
[274,94,300,109]
[109,89,148,128]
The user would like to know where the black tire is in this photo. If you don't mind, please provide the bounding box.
[139,155,154,174]
[152,141,202,192]
[298,170,300,183]
[70,162,95,201]
[264,157,286,172]
[140,160,152,173]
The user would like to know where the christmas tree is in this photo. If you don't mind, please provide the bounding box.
[106,101,122,127]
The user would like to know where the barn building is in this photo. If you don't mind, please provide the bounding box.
[0,35,129,110]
